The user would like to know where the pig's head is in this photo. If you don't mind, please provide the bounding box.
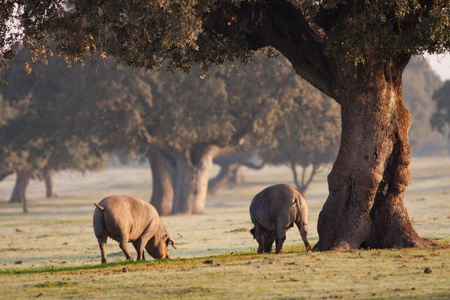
[250,226,274,253]
[146,234,176,259]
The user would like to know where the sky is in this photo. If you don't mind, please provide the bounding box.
[423,53,450,82]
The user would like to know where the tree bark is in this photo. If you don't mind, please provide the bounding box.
[149,148,174,216]
[314,62,435,250]
[9,170,31,213]
[171,146,220,214]
[42,168,57,198]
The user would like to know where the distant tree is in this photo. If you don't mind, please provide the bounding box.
[41,55,289,215]
[208,150,264,195]
[431,80,450,138]
[0,114,50,211]
[0,95,15,181]
[40,140,108,198]
[1,119,107,209]
[0,48,108,211]
[0,91,48,211]
[262,81,340,194]
[143,57,289,215]
[403,58,443,150]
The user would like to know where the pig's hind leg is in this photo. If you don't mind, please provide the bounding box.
[118,235,134,261]
[275,226,286,254]
[97,235,108,263]
[296,221,312,251]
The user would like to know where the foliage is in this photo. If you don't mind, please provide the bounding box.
[3,1,449,83]
[431,80,450,137]
[261,78,341,193]
[147,56,291,153]
[316,1,450,66]
[0,47,108,180]
[75,54,297,158]
[403,58,443,149]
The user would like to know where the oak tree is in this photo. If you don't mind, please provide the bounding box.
[141,60,288,215]
[0,48,108,210]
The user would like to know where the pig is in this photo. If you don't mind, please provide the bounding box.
[250,184,311,253]
[93,195,176,263]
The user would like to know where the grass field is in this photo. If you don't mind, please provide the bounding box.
[0,157,449,299]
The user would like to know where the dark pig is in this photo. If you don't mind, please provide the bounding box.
[93,195,176,263]
[250,184,311,253]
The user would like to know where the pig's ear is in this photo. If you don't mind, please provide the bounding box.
[166,235,177,250]
[250,227,256,238]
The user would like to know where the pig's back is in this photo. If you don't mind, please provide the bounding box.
[250,184,298,230]
[99,195,157,241]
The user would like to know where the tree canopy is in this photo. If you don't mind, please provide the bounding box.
[2,1,448,94]
[0,48,108,209]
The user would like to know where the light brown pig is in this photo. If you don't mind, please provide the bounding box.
[250,184,311,253]
[93,195,176,263]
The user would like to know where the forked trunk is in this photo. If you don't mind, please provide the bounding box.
[208,162,239,195]
[314,62,435,250]
[9,170,31,213]
[42,168,57,198]
[291,162,318,195]
[149,149,173,216]
[230,165,244,187]
[171,147,218,214]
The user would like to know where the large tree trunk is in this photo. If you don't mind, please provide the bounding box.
[149,148,173,216]
[9,170,31,213]
[171,146,220,214]
[42,168,57,198]
[314,61,435,251]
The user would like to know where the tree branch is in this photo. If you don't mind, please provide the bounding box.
[239,1,334,98]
